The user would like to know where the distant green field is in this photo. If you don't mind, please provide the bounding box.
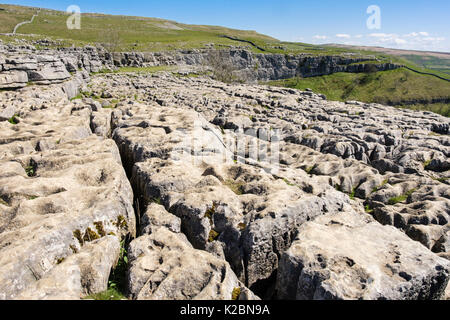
[400,54,450,76]
[267,68,450,117]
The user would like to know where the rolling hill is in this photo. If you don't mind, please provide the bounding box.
[1,3,449,116]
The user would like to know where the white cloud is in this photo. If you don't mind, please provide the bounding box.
[405,31,430,38]
[336,34,351,39]
[366,31,448,51]
[369,33,396,38]
[394,38,407,45]
[302,31,449,52]
[405,32,418,37]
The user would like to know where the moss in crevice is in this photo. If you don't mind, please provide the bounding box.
[364,204,373,214]
[423,159,433,169]
[371,178,389,193]
[83,227,100,243]
[305,164,317,175]
[94,239,130,300]
[69,245,78,254]
[24,159,38,177]
[0,197,9,206]
[224,180,244,195]
[238,223,247,231]
[208,229,220,242]
[73,229,84,246]
[232,287,241,300]
[115,215,128,230]
[150,197,161,205]
[94,221,106,237]
[83,288,127,300]
[204,203,217,225]
[282,178,295,186]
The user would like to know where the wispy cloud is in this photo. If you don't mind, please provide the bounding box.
[336,34,351,39]
[307,31,448,52]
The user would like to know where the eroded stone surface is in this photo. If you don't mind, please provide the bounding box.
[0,82,135,300]
[127,227,256,300]
[276,211,450,300]
[0,60,449,300]
[93,72,449,262]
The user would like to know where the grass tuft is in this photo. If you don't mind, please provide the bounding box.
[387,189,417,205]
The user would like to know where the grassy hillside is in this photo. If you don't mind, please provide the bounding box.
[267,68,450,116]
[0,4,400,57]
[325,44,450,80]
[399,54,450,76]
[0,4,280,52]
[1,4,449,116]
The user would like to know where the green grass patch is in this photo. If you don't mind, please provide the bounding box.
[364,204,373,213]
[1,4,278,53]
[433,177,449,183]
[282,178,295,186]
[399,54,450,76]
[117,66,175,73]
[224,180,244,195]
[371,179,389,193]
[84,239,129,300]
[8,115,19,125]
[83,287,127,301]
[387,189,417,205]
[423,159,433,168]
[349,187,357,200]
[69,94,82,101]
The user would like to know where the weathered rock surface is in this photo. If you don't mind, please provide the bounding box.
[0,43,400,89]
[111,102,355,295]
[140,203,181,234]
[0,48,448,300]
[127,227,257,300]
[276,211,450,300]
[16,236,120,300]
[0,81,135,299]
[90,72,449,264]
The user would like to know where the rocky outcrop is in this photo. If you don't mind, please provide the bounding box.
[276,211,450,300]
[0,42,400,89]
[0,50,448,300]
[92,72,449,263]
[17,236,121,300]
[127,227,258,300]
[109,49,399,81]
[0,83,135,299]
[0,43,107,90]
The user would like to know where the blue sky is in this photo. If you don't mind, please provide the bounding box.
[5,0,450,52]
